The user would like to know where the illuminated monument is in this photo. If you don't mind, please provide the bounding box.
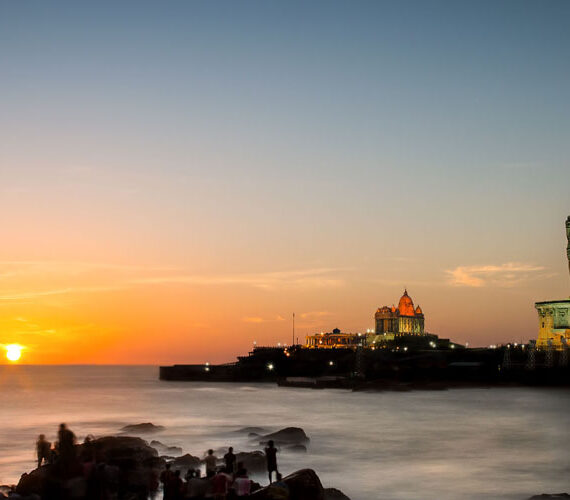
[374,289,425,337]
[534,216,570,350]
[305,290,427,348]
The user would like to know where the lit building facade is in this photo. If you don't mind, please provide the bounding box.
[306,328,364,348]
[535,300,570,350]
[374,290,425,336]
[533,215,570,350]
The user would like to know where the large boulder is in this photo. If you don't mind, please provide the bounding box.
[150,440,183,455]
[89,436,158,464]
[528,495,570,499]
[0,485,12,499]
[324,487,351,500]
[250,469,324,500]
[259,427,310,446]
[15,467,48,496]
[121,422,165,433]
[235,451,267,474]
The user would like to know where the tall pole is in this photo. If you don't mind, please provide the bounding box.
[293,313,295,346]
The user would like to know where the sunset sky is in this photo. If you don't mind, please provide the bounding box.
[1,1,569,364]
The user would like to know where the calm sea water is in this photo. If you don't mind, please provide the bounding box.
[0,365,568,500]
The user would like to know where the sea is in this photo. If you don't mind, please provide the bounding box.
[0,365,568,500]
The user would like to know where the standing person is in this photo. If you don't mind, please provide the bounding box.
[211,468,231,500]
[203,449,218,478]
[264,440,278,484]
[57,423,77,465]
[36,434,51,467]
[223,447,236,475]
[169,470,184,500]
[186,469,208,499]
[232,468,252,497]
[160,463,173,500]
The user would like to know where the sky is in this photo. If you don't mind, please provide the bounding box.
[1,0,569,364]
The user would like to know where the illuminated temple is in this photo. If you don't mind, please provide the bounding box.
[374,290,425,337]
[305,290,428,348]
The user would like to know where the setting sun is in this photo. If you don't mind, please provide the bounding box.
[5,344,23,362]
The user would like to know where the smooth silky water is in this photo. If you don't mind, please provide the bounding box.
[0,365,568,499]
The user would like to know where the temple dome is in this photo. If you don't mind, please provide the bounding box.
[398,290,415,316]
[415,305,423,314]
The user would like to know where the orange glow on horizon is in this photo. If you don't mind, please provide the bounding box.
[0,257,563,364]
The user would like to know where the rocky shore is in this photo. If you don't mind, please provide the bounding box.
[0,425,349,500]
[1,424,567,499]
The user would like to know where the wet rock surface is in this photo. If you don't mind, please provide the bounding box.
[120,422,165,433]
[324,487,352,500]
[150,440,183,455]
[259,427,310,446]
[250,468,325,500]
[528,495,570,499]
[90,436,159,463]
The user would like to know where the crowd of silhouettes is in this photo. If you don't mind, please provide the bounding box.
[158,460,254,499]
[7,424,284,500]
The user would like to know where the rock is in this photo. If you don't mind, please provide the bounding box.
[324,487,352,500]
[259,427,310,446]
[235,451,267,474]
[169,453,201,470]
[150,440,183,455]
[285,444,307,453]
[528,495,570,499]
[250,469,324,500]
[15,467,47,497]
[89,436,158,463]
[0,485,12,497]
[16,436,162,498]
[236,426,268,434]
[121,422,165,433]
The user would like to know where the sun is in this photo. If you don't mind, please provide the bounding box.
[5,344,23,362]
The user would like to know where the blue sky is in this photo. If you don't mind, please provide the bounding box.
[1,1,569,361]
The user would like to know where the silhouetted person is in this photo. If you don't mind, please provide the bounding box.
[57,423,77,475]
[232,468,252,497]
[36,434,51,468]
[186,468,208,499]
[81,434,96,463]
[264,440,278,483]
[169,469,184,500]
[160,463,173,500]
[223,447,236,474]
[204,449,217,478]
[212,467,231,499]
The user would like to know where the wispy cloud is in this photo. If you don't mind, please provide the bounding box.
[300,311,331,319]
[0,261,348,303]
[446,262,548,288]
[0,285,126,301]
[242,315,286,324]
[133,268,348,290]
[0,261,180,277]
